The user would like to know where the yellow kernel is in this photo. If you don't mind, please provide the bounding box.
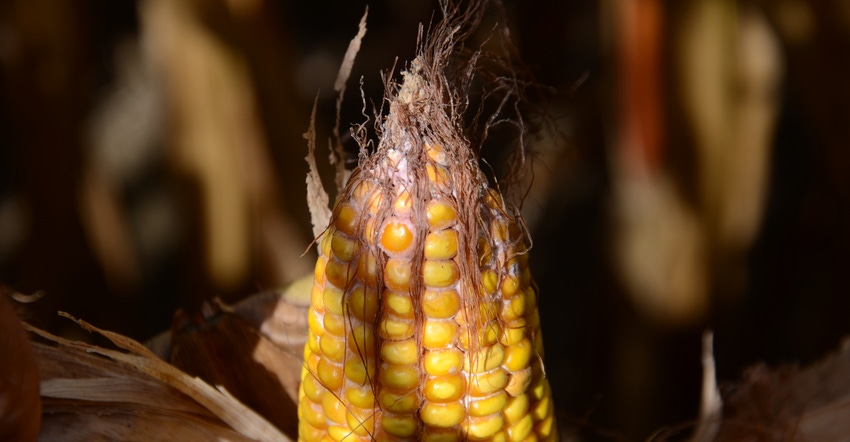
[356,251,379,287]
[420,401,465,428]
[362,188,384,215]
[385,258,412,291]
[307,330,321,355]
[325,258,354,288]
[504,338,533,372]
[323,311,345,336]
[345,407,375,436]
[394,190,413,214]
[344,357,375,384]
[478,238,493,265]
[424,349,464,376]
[306,349,321,374]
[469,368,508,396]
[531,385,552,421]
[427,163,449,186]
[322,285,344,316]
[421,428,461,442]
[427,199,457,230]
[348,325,375,358]
[423,373,465,402]
[319,333,346,362]
[466,414,505,439]
[317,358,343,391]
[348,285,378,322]
[501,275,521,298]
[331,232,358,262]
[379,389,419,413]
[311,282,324,312]
[300,399,327,429]
[381,221,414,254]
[326,425,353,441]
[335,204,359,237]
[322,391,346,424]
[320,231,333,258]
[465,344,506,373]
[423,319,457,348]
[423,260,459,288]
[352,179,376,207]
[424,229,458,260]
[481,269,498,294]
[346,385,375,409]
[379,364,419,391]
[491,219,509,243]
[500,296,526,322]
[302,372,326,403]
[382,413,419,437]
[534,414,555,439]
[500,326,526,347]
[381,339,419,365]
[314,256,328,284]
[422,289,461,319]
[504,394,529,424]
[484,188,504,210]
[380,317,415,340]
[469,391,508,417]
[299,420,326,442]
[426,143,447,164]
[524,286,538,312]
[505,367,532,397]
[385,290,414,317]
[507,414,534,442]
[534,332,545,358]
[308,308,324,336]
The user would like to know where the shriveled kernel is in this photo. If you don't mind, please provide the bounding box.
[321,392,346,424]
[478,238,494,265]
[394,190,413,214]
[481,269,498,294]
[426,199,457,230]
[423,260,459,288]
[469,368,508,396]
[325,258,354,288]
[319,333,346,362]
[322,286,344,316]
[381,221,414,254]
[385,258,412,291]
[507,414,534,442]
[348,324,376,357]
[380,364,419,390]
[465,344,506,373]
[334,204,359,236]
[424,373,465,402]
[426,163,449,186]
[385,291,414,317]
[484,188,504,210]
[316,358,343,391]
[364,189,384,215]
[381,339,419,365]
[468,391,508,417]
[504,338,533,372]
[422,319,457,349]
[300,400,327,429]
[345,407,375,436]
[322,311,345,336]
[426,143,447,164]
[344,357,375,384]
[379,390,419,413]
[420,401,465,428]
[301,373,326,403]
[505,367,533,397]
[424,348,464,376]
[503,394,530,424]
[330,232,358,262]
[424,229,458,260]
[348,285,378,322]
[491,219,510,243]
[382,413,419,437]
[346,385,375,409]
[380,317,415,340]
[422,289,461,319]
[466,414,505,439]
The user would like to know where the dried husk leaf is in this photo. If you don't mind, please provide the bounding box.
[0,295,41,442]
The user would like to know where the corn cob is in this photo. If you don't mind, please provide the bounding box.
[297,12,556,440]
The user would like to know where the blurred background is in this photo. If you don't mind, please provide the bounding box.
[1,0,849,439]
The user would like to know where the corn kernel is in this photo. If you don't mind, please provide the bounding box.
[506,414,533,442]
[344,357,375,384]
[321,391,346,424]
[379,363,419,390]
[423,260,459,288]
[421,428,461,442]
[381,221,414,254]
[345,407,375,436]
[426,199,457,230]
[381,339,419,365]
[380,317,415,340]
[302,373,326,403]
[394,190,413,214]
[427,163,449,187]
[424,229,458,260]
[423,319,457,348]
[325,258,354,288]
[465,344,505,373]
[299,420,325,442]
[424,348,464,376]
[501,275,521,298]
[422,289,461,319]
[323,311,345,336]
[319,333,346,362]
[330,232,358,262]
[385,258,412,291]
[335,204,359,236]
[306,349,320,374]
[348,324,375,358]
[484,188,503,210]
[308,307,324,336]
[320,231,333,259]
[385,290,414,317]
[478,238,493,265]
[317,358,343,391]
[382,413,419,437]
[355,251,379,287]
[310,282,324,312]
[426,143,447,164]
[423,373,465,402]
[500,296,526,322]
[505,367,532,397]
[307,330,321,354]
[534,414,555,439]
[379,389,419,413]
[500,326,526,347]
[468,391,508,417]
[348,285,378,322]
[481,269,498,295]
[300,400,327,429]
[322,285,344,316]
[465,414,504,439]
[326,425,353,441]
[346,385,375,409]
[504,338,533,372]
[503,394,529,424]
[491,219,509,243]
[314,256,328,284]
[469,368,508,396]
[531,389,551,421]
[420,401,465,428]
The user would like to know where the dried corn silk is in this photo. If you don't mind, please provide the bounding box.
[298,2,556,441]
